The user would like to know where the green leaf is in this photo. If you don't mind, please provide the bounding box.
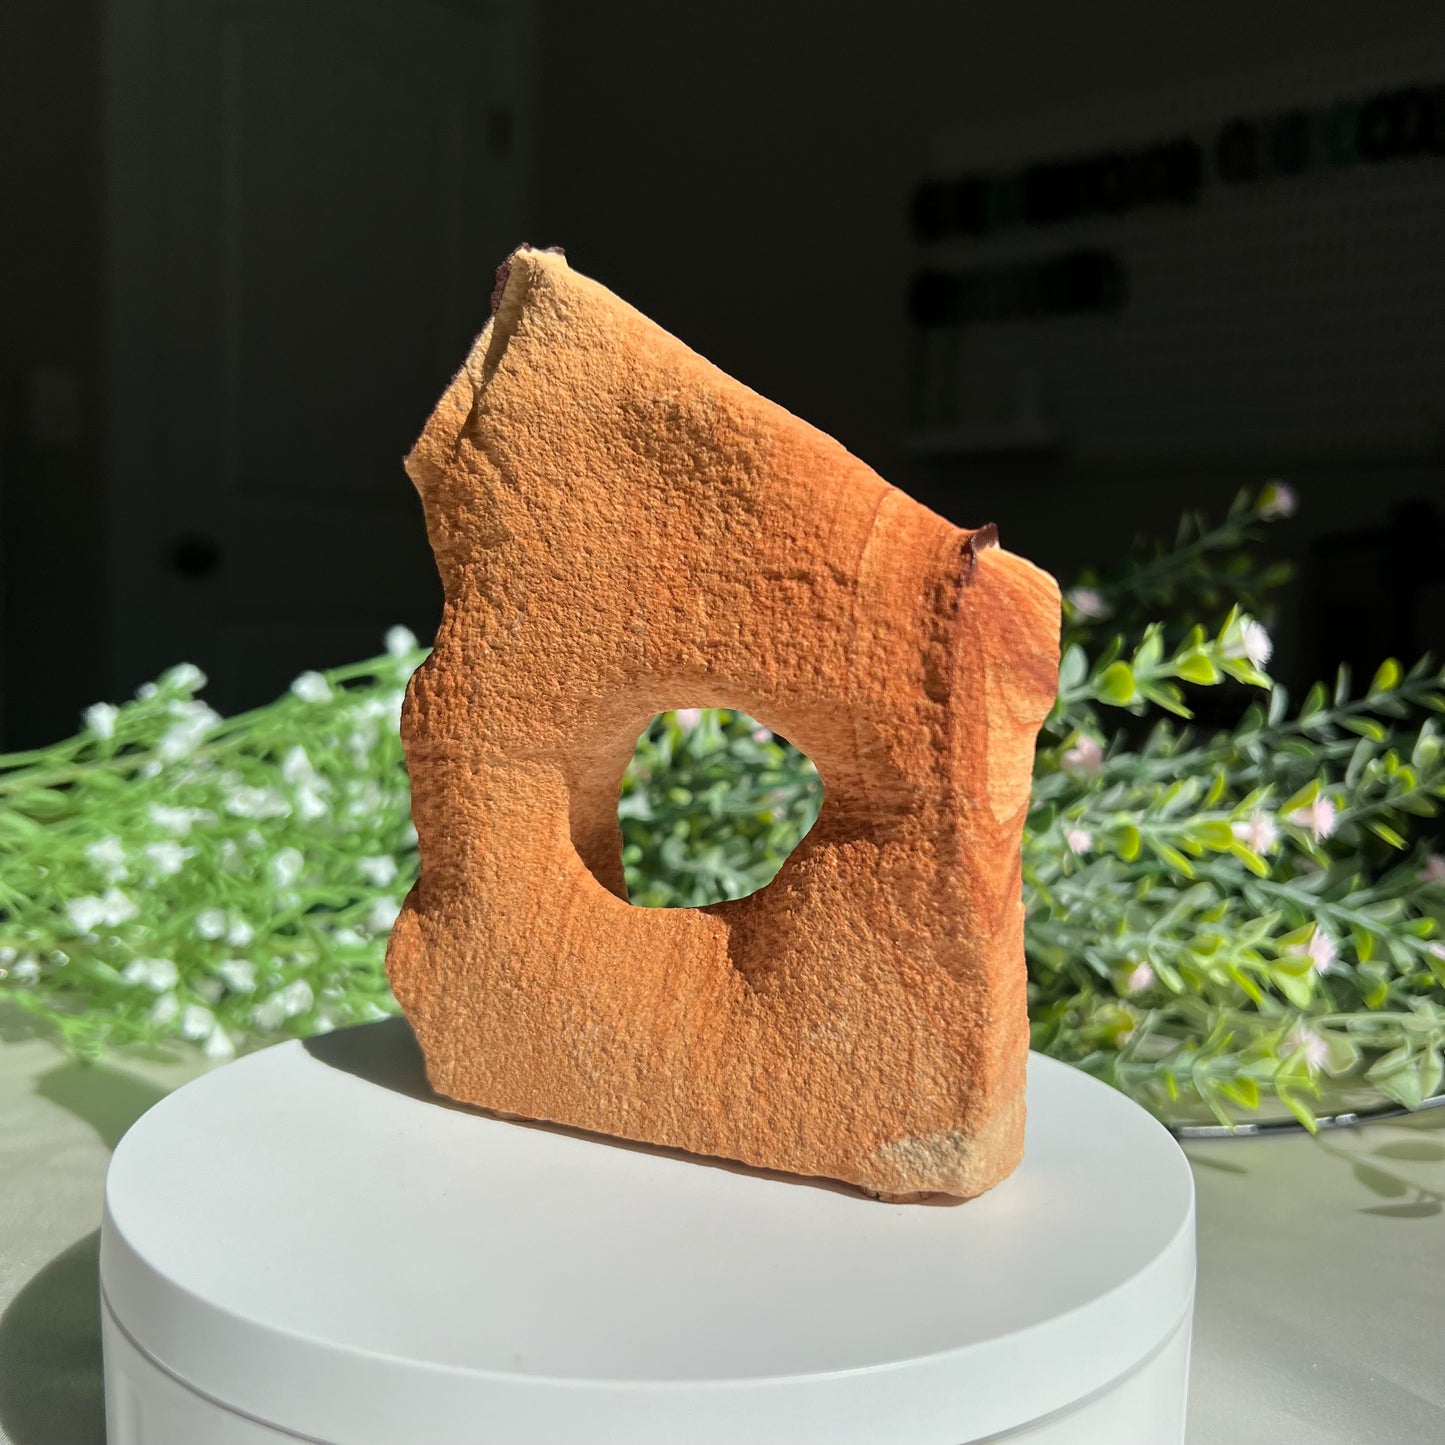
[1366,821,1408,850]
[1279,779,1320,816]
[1175,652,1220,686]
[1113,823,1142,862]
[1370,659,1402,695]
[1277,1088,1319,1132]
[1097,662,1137,706]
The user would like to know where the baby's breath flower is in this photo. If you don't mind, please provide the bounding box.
[192,977,224,1004]
[331,927,366,948]
[160,662,208,693]
[385,625,419,657]
[84,836,128,882]
[367,897,402,935]
[194,908,228,941]
[358,855,398,888]
[225,786,289,819]
[295,786,330,822]
[149,993,181,1026]
[180,1003,215,1040]
[226,918,254,948]
[214,959,256,993]
[84,702,119,740]
[124,957,179,992]
[67,888,138,934]
[10,957,41,984]
[271,849,305,889]
[143,841,194,877]
[291,671,333,704]
[203,1025,236,1061]
[150,803,204,835]
[158,701,222,762]
[135,682,158,701]
[1288,795,1338,844]
[1060,735,1104,775]
[251,979,314,1030]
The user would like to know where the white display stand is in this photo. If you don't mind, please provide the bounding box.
[101,1020,1195,1444]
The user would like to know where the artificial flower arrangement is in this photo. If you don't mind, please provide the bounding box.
[1,486,1442,1130]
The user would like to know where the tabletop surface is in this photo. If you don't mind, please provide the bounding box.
[2,1028,1443,1445]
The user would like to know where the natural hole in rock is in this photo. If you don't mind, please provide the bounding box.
[618,709,824,908]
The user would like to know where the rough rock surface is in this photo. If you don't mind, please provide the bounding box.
[387,246,1061,1199]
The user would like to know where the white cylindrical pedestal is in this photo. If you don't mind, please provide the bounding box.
[101,1021,1195,1445]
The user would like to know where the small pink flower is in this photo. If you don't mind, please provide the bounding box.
[1303,927,1337,976]
[1421,855,1445,885]
[1126,962,1154,994]
[672,708,702,733]
[1428,941,1445,962]
[1232,811,1280,854]
[1066,586,1112,621]
[1288,795,1337,844]
[1064,827,1093,855]
[751,726,774,744]
[1061,735,1104,775]
[1282,1025,1328,1073]
[1258,482,1298,521]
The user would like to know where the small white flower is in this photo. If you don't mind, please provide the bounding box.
[367,897,402,935]
[124,957,178,992]
[215,958,256,993]
[358,855,398,888]
[194,908,228,940]
[203,1025,236,1061]
[1064,827,1093,855]
[672,708,702,733]
[1421,855,1445,885]
[160,662,208,693]
[1223,616,1273,672]
[85,836,128,882]
[149,993,180,1025]
[402,821,419,848]
[135,682,158,701]
[385,625,419,657]
[67,888,138,934]
[290,671,333,704]
[143,841,194,877]
[251,979,314,1030]
[294,786,330,822]
[0,946,14,965]
[10,956,41,984]
[1282,1024,1329,1072]
[1288,795,1338,844]
[158,702,221,763]
[84,702,119,740]
[150,803,201,835]
[1065,586,1113,621]
[226,918,254,948]
[271,848,305,889]
[192,977,224,1004]
[1231,812,1280,855]
[1258,482,1298,521]
[1126,962,1155,994]
[225,786,290,819]
[332,928,365,948]
[179,1003,215,1040]
[1302,927,1337,976]
[281,746,319,787]
[1061,735,1104,775]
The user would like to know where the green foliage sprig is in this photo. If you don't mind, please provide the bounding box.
[3,488,1444,1135]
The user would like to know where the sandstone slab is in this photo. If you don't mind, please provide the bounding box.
[387,246,1061,1199]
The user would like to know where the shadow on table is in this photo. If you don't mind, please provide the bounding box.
[33,1062,172,1152]
[304,1018,961,1204]
[0,1231,104,1445]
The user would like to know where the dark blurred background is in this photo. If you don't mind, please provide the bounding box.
[2,0,1443,747]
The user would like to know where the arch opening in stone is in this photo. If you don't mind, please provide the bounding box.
[616,709,824,908]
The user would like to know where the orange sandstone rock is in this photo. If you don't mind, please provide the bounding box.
[387,245,1061,1200]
